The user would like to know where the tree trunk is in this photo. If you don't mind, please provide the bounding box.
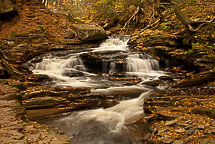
[170,0,215,48]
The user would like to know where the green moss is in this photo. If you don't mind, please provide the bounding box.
[38,25,46,32]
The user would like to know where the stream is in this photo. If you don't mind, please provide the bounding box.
[28,35,169,144]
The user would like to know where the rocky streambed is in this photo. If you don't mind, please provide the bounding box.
[0,26,215,143]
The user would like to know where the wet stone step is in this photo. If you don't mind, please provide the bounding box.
[22,96,68,109]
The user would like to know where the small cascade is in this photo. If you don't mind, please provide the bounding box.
[109,62,116,74]
[34,56,85,71]
[102,60,109,73]
[125,54,160,72]
[53,91,151,144]
[29,36,166,88]
[93,36,129,52]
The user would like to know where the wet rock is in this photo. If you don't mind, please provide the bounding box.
[62,69,84,77]
[60,39,83,45]
[160,137,173,144]
[186,127,195,135]
[159,76,174,81]
[27,74,52,82]
[142,80,160,87]
[172,140,184,144]
[63,31,75,39]
[80,52,127,73]
[178,123,189,128]
[175,128,185,133]
[26,108,70,118]
[157,129,167,136]
[70,24,107,41]
[197,125,206,130]
[22,89,70,100]
[157,113,176,120]
[165,119,178,126]
[22,96,67,109]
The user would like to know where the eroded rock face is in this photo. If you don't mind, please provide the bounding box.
[71,24,108,41]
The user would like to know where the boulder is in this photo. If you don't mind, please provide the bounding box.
[70,24,107,41]
[0,0,17,21]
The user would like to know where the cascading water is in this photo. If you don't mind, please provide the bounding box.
[30,36,164,87]
[53,91,151,144]
[28,36,168,144]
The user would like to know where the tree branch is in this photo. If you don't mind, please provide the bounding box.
[171,0,215,32]
[120,6,140,32]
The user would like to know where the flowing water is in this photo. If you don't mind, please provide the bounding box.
[28,36,168,144]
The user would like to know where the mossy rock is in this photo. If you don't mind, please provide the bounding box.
[70,24,107,41]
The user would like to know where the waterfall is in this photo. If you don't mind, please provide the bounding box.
[125,57,160,72]
[28,36,168,143]
[30,36,166,87]
[93,36,130,52]
[125,54,160,72]
[34,56,85,71]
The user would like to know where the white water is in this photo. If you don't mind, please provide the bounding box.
[54,91,151,144]
[93,36,129,52]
